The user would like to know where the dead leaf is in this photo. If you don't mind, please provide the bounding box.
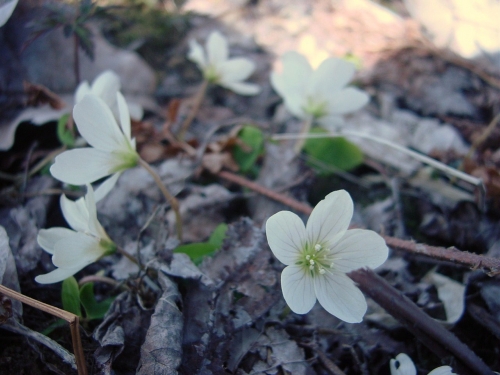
[202,151,239,173]
[23,81,66,110]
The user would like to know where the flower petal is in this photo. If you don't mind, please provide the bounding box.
[207,31,228,66]
[91,70,121,108]
[94,172,121,202]
[50,148,122,185]
[37,228,75,254]
[116,92,131,141]
[74,81,91,103]
[308,57,355,99]
[84,184,108,239]
[306,190,353,246]
[73,94,128,152]
[187,39,207,68]
[266,211,306,265]
[390,353,416,375]
[428,366,455,375]
[218,58,256,83]
[326,87,369,115]
[60,194,89,233]
[332,229,388,273]
[52,232,105,268]
[271,51,311,99]
[220,81,261,96]
[316,114,344,130]
[281,265,316,314]
[314,271,367,323]
[35,265,85,284]
[283,91,307,118]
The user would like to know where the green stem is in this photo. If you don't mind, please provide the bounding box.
[178,80,209,141]
[138,158,183,241]
[293,117,314,154]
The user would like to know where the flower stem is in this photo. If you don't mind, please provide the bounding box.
[293,117,313,154]
[116,246,145,271]
[273,131,482,187]
[138,158,183,241]
[178,80,209,141]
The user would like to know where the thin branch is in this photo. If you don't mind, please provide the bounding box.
[348,268,494,375]
[178,80,209,141]
[0,284,87,375]
[216,170,500,275]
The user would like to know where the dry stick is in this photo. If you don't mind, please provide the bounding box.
[177,80,209,141]
[0,284,88,375]
[138,158,183,241]
[348,268,493,375]
[217,170,500,275]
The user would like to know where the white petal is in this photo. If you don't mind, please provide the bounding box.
[218,58,256,83]
[0,0,17,27]
[84,184,108,239]
[52,232,105,268]
[314,271,366,323]
[73,94,129,152]
[271,52,311,100]
[306,190,353,246]
[35,265,85,284]
[94,173,121,202]
[116,92,131,141]
[307,57,355,99]
[390,353,416,375]
[127,102,143,121]
[91,70,121,108]
[220,81,261,96]
[266,211,306,265]
[207,31,228,66]
[428,366,455,375]
[187,39,207,68]
[60,194,89,233]
[332,229,388,273]
[316,115,344,130]
[37,228,75,254]
[283,92,307,118]
[281,265,316,314]
[74,81,91,103]
[50,148,122,185]
[326,87,369,115]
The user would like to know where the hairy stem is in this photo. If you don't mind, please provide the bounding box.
[138,158,183,241]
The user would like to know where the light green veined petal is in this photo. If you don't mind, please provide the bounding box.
[74,81,91,103]
[281,265,316,314]
[91,70,121,108]
[219,81,261,96]
[60,194,89,233]
[390,353,417,375]
[37,228,75,254]
[307,57,356,99]
[187,39,207,68]
[94,172,121,202]
[84,184,109,240]
[325,87,369,115]
[314,270,366,323]
[116,92,132,141]
[427,366,455,375]
[35,265,85,284]
[206,31,228,66]
[51,232,107,269]
[218,58,256,83]
[266,211,306,265]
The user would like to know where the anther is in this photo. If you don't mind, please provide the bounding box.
[306,255,311,260]
[330,262,334,268]
[309,260,315,265]
[314,244,321,251]
[319,268,325,274]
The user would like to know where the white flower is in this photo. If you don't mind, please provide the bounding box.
[270,51,369,128]
[188,31,260,96]
[265,190,388,323]
[50,92,139,201]
[0,0,18,27]
[390,353,455,375]
[75,70,143,121]
[35,185,116,284]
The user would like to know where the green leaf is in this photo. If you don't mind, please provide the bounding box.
[304,128,363,174]
[208,223,228,248]
[61,277,82,317]
[174,223,228,265]
[79,283,114,320]
[233,125,264,173]
[56,114,75,147]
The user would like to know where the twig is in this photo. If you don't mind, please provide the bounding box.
[178,80,209,141]
[0,284,87,375]
[348,268,493,375]
[216,170,500,275]
[301,343,347,375]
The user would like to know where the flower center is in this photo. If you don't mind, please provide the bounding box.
[111,149,139,173]
[297,242,334,277]
[204,65,221,84]
[303,97,328,119]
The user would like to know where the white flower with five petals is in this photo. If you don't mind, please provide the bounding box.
[75,70,143,121]
[265,190,388,323]
[35,185,116,284]
[270,51,369,128]
[188,31,260,96]
[390,353,455,375]
[50,92,139,201]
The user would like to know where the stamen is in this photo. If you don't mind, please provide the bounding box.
[309,260,315,265]
[319,268,325,274]
[314,244,321,251]
[306,255,311,260]
[330,262,334,268]
[309,265,314,270]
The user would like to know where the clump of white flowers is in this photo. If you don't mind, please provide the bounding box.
[50,92,139,201]
[188,30,260,95]
[35,185,116,284]
[265,189,388,323]
[390,353,455,375]
[270,51,369,128]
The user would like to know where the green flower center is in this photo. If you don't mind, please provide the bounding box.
[296,242,334,277]
[204,65,220,84]
[99,238,117,257]
[111,149,139,173]
[303,97,328,118]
